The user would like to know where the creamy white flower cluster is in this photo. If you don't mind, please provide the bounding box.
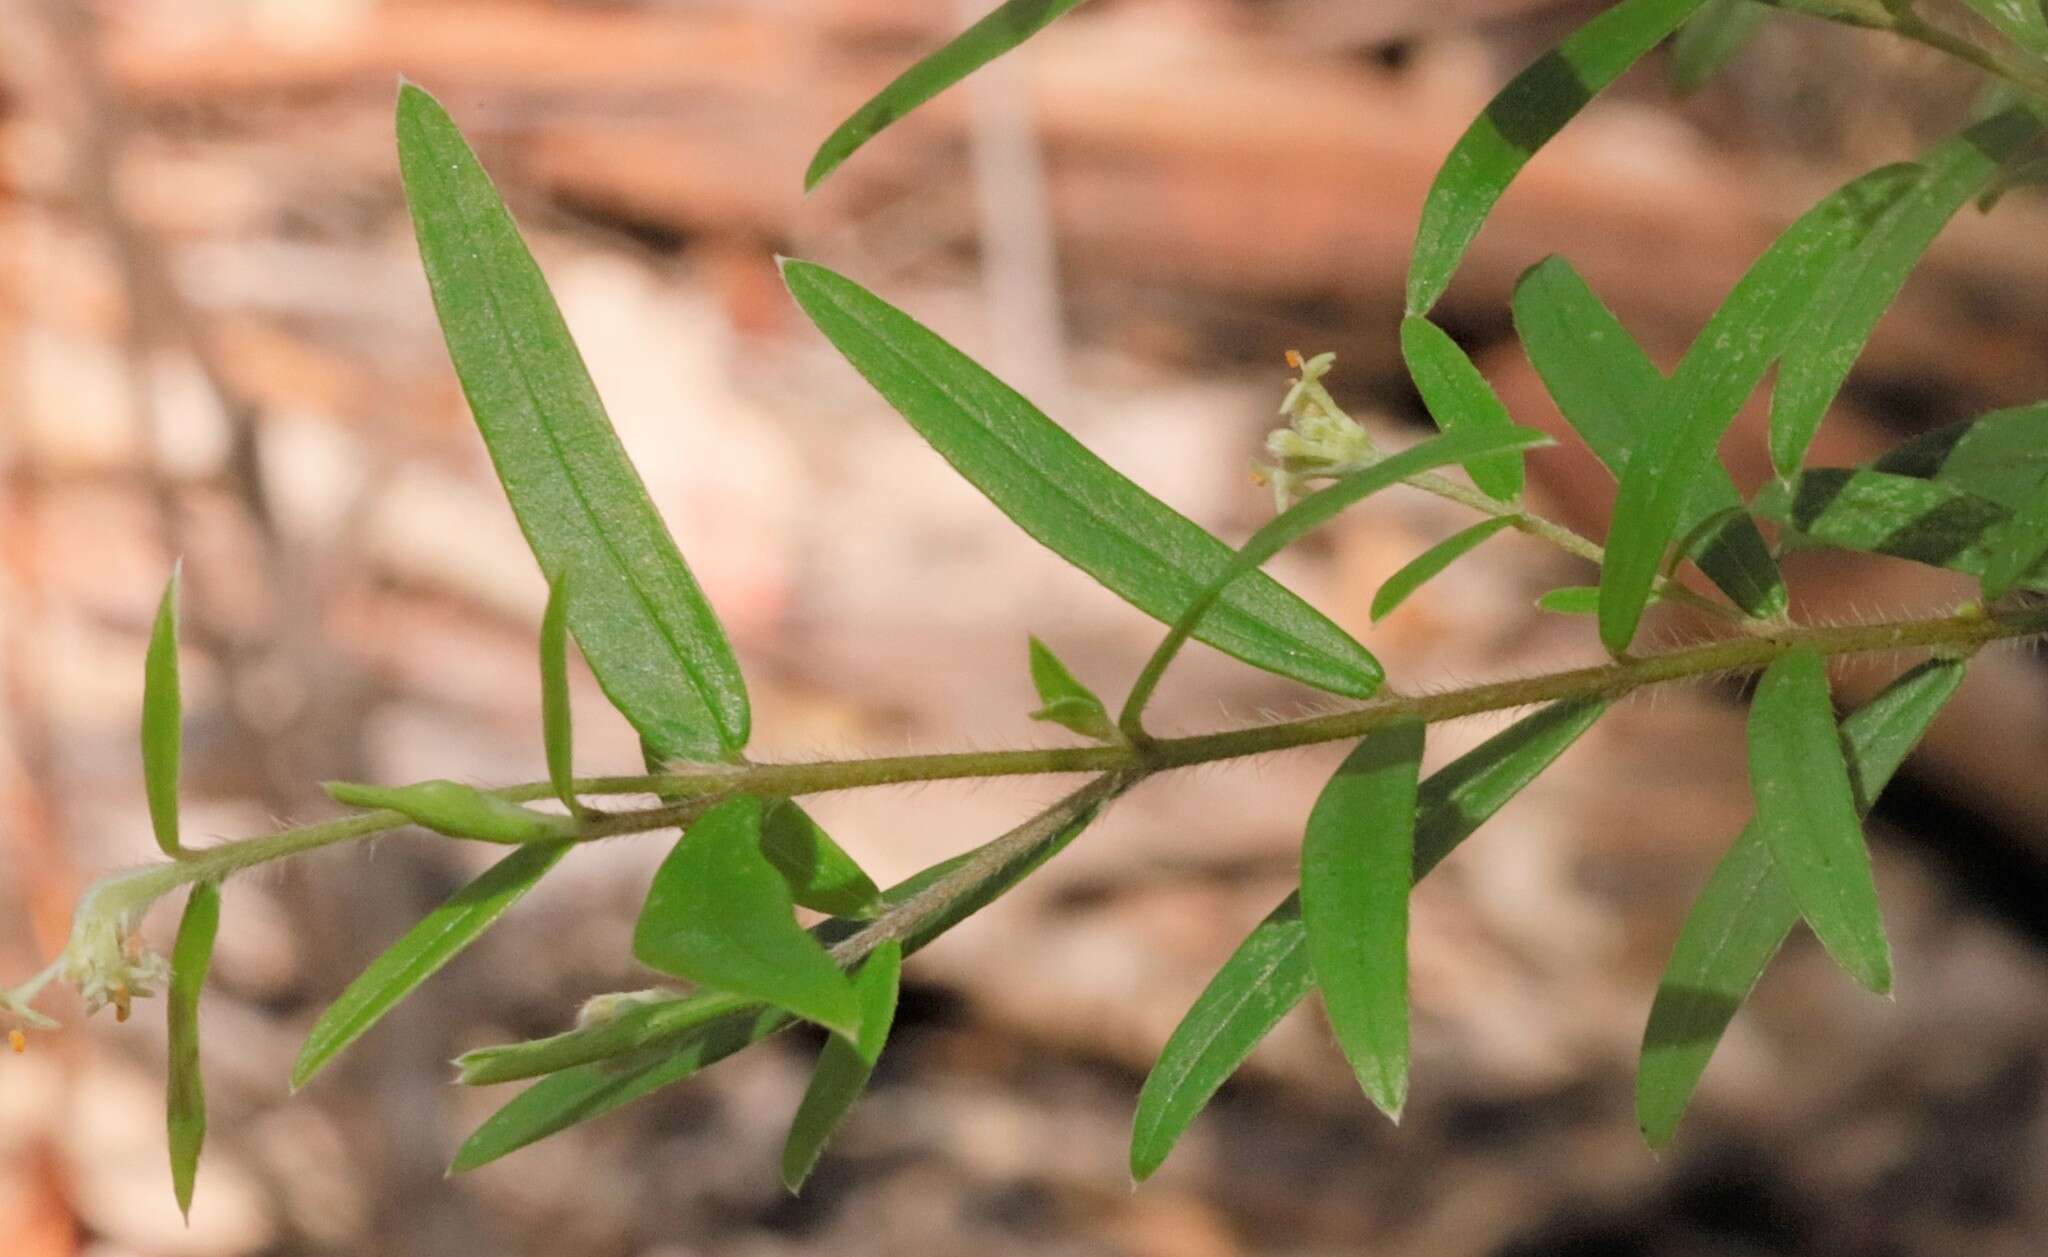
[1255,350,1376,511]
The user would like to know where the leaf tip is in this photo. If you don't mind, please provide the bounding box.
[287,1047,323,1094]
[779,1161,809,1196]
[801,153,834,195]
[394,78,438,120]
[1127,1147,1162,1184]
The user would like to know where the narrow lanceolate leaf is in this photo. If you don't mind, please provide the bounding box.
[1130,698,1608,1178]
[1639,658,1964,1145]
[1600,161,1922,653]
[324,779,577,845]
[1302,720,1425,1120]
[805,0,1090,190]
[397,84,748,762]
[1978,477,2048,600]
[1748,648,1890,993]
[1511,256,1784,617]
[142,565,184,858]
[1753,469,2048,591]
[1026,636,1116,741]
[458,781,1116,1171]
[539,572,580,816]
[782,259,1383,698]
[1769,110,2041,478]
[1129,895,1316,1181]
[761,799,883,920]
[633,797,861,1040]
[1961,0,2048,62]
[167,881,220,1219]
[1371,518,1514,623]
[1670,0,1770,94]
[1406,0,1711,316]
[293,842,569,1089]
[1399,317,1526,501]
[781,941,903,1194]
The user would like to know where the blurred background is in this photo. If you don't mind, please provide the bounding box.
[7,0,2048,1253]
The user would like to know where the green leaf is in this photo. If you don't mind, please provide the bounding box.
[142,564,184,858]
[1978,477,2048,599]
[449,1003,794,1174]
[780,940,903,1193]
[1410,697,1610,875]
[781,259,1383,699]
[761,799,884,920]
[1129,697,1608,1179]
[166,881,220,1219]
[1129,894,1314,1181]
[1639,658,1963,1145]
[323,779,578,845]
[457,989,752,1085]
[1962,0,2048,58]
[1406,0,1710,316]
[539,571,581,817]
[806,0,1091,190]
[396,83,748,763]
[1599,161,1922,653]
[1025,636,1116,740]
[633,797,861,1039]
[1511,256,1785,617]
[1126,425,1552,717]
[457,781,1116,1171]
[1752,468,2048,589]
[1748,648,1890,992]
[1769,110,2041,478]
[1872,402,2048,509]
[1302,719,1424,1120]
[1670,0,1770,94]
[1399,317,1526,501]
[1535,585,1602,615]
[1370,518,1515,623]
[293,842,569,1089]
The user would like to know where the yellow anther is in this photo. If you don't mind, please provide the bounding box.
[8,1029,25,1054]
[1285,349,1304,369]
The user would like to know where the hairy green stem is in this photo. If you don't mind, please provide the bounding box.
[55,602,2048,921]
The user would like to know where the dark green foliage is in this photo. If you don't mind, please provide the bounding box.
[1302,720,1425,1119]
[1130,699,1608,1178]
[1639,659,1964,1143]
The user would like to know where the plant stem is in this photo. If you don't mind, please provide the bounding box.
[71,602,2048,916]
